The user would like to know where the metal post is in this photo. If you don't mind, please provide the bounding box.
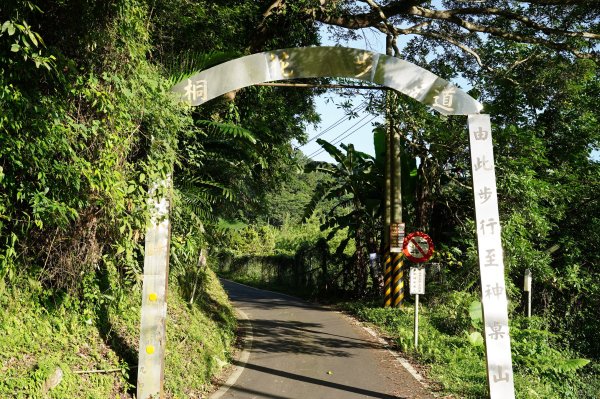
[524,269,532,317]
[414,294,419,349]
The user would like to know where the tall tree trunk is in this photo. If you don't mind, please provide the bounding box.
[415,157,440,231]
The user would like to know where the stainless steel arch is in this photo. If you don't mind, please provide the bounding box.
[171,46,482,116]
[138,47,515,399]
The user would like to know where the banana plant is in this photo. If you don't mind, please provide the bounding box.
[303,138,383,296]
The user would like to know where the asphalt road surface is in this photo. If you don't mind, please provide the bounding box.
[214,279,435,399]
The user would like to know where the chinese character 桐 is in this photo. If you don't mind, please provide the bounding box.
[479,218,499,235]
[488,321,506,340]
[473,155,494,172]
[479,187,493,204]
[484,249,499,267]
[183,79,207,103]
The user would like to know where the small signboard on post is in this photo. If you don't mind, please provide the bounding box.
[409,264,428,349]
[404,232,434,350]
[524,269,532,292]
[409,267,426,295]
[390,223,405,253]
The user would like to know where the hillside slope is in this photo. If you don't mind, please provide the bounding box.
[0,267,236,398]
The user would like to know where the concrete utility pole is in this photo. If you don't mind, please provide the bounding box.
[383,114,392,307]
[390,114,404,307]
[383,36,393,307]
[382,35,405,308]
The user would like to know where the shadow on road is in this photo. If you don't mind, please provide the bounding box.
[242,318,383,357]
[231,360,405,399]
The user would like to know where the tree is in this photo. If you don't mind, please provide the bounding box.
[304,138,383,295]
[254,1,599,64]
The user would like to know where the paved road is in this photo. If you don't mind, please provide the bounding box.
[214,279,435,399]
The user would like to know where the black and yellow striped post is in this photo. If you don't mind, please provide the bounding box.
[391,252,404,307]
[383,248,392,307]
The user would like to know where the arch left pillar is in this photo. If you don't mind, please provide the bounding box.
[137,178,171,399]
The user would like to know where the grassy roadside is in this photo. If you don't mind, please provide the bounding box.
[0,267,236,398]
[340,297,599,399]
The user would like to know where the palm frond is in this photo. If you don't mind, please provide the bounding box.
[304,160,334,174]
[316,138,346,164]
[166,51,239,87]
[197,120,257,144]
[302,181,331,222]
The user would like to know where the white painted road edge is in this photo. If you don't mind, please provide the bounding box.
[210,308,253,399]
[361,324,427,386]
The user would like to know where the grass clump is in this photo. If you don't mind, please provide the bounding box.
[0,280,131,398]
[0,266,236,399]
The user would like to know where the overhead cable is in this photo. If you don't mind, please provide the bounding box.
[297,101,368,148]
[307,114,379,159]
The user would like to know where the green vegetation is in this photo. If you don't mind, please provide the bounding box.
[0,0,316,396]
[341,297,598,399]
[1,0,599,397]
[220,47,600,396]
[0,266,235,398]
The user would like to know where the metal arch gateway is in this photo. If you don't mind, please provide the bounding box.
[137,47,515,399]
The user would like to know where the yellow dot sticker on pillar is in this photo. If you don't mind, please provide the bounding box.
[146,345,155,355]
[148,292,158,302]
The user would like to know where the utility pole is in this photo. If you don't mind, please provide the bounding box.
[383,112,392,307]
[390,112,404,307]
[383,35,405,308]
[382,35,405,308]
[383,36,393,307]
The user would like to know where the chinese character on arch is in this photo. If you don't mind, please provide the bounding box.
[474,127,489,141]
[184,79,208,103]
[433,86,456,112]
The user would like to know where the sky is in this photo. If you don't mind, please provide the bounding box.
[296,27,387,163]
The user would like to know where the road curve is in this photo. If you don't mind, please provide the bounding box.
[213,279,435,399]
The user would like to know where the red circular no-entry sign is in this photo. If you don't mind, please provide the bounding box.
[402,232,434,263]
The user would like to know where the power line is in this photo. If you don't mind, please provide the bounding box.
[301,101,367,147]
[306,113,372,159]
[297,101,368,148]
[331,115,379,146]
[307,114,379,159]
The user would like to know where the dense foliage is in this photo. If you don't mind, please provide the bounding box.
[0,0,318,397]
[1,0,599,397]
